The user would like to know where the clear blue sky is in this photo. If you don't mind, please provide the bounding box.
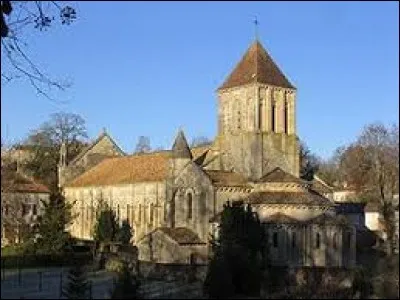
[1,1,399,159]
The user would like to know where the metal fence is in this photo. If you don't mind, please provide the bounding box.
[1,268,114,299]
[1,267,205,299]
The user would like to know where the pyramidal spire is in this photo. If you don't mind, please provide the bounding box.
[172,129,192,159]
[218,40,294,90]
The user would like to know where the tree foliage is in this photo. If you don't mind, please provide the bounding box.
[299,141,320,181]
[204,201,265,298]
[93,201,119,243]
[63,263,89,299]
[116,219,133,245]
[30,192,75,255]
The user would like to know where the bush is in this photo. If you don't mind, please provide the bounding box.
[105,256,125,274]
[63,263,89,299]
[111,262,140,299]
[0,244,24,256]
[1,252,92,269]
[203,254,234,298]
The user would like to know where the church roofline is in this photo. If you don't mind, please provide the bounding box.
[69,130,126,165]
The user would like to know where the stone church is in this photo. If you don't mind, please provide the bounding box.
[61,38,356,268]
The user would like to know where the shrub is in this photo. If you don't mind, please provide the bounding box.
[105,256,125,274]
[62,263,89,299]
[111,262,140,299]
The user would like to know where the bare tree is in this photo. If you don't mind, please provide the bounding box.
[190,136,212,148]
[22,112,88,191]
[134,136,151,154]
[1,1,77,100]
[1,162,35,245]
[339,122,399,254]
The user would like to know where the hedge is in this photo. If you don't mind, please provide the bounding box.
[1,252,93,269]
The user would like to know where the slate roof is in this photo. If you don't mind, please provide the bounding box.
[172,130,192,159]
[158,227,205,245]
[219,40,294,90]
[204,170,250,187]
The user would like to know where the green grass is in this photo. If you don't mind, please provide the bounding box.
[1,245,24,257]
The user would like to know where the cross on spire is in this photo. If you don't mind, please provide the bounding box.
[253,16,259,40]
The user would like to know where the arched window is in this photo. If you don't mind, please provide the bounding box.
[237,110,241,130]
[333,233,337,249]
[187,193,193,220]
[273,232,278,248]
[346,232,352,248]
[292,232,296,248]
[150,204,154,223]
[284,101,288,134]
[271,101,276,132]
[316,232,321,249]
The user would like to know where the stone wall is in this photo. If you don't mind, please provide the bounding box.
[138,261,208,281]
[264,223,356,268]
[137,229,208,264]
[64,181,166,242]
[216,83,299,180]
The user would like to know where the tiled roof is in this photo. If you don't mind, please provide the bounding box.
[257,167,306,184]
[204,170,250,187]
[265,212,299,223]
[245,190,333,206]
[158,227,205,245]
[310,179,334,194]
[219,40,294,90]
[264,213,350,226]
[307,213,350,226]
[66,152,171,187]
[66,144,212,188]
[364,201,381,212]
[1,172,50,193]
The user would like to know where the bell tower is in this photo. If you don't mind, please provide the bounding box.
[216,39,300,180]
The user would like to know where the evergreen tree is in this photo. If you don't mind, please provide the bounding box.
[63,263,89,299]
[204,201,265,298]
[31,192,75,255]
[111,262,140,299]
[116,219,133,245]
[93,201,119,243]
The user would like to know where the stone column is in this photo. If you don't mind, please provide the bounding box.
[276,91,285,133]
[265,87,271,132]
[255,86,260,131]
[287,92,296,135]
